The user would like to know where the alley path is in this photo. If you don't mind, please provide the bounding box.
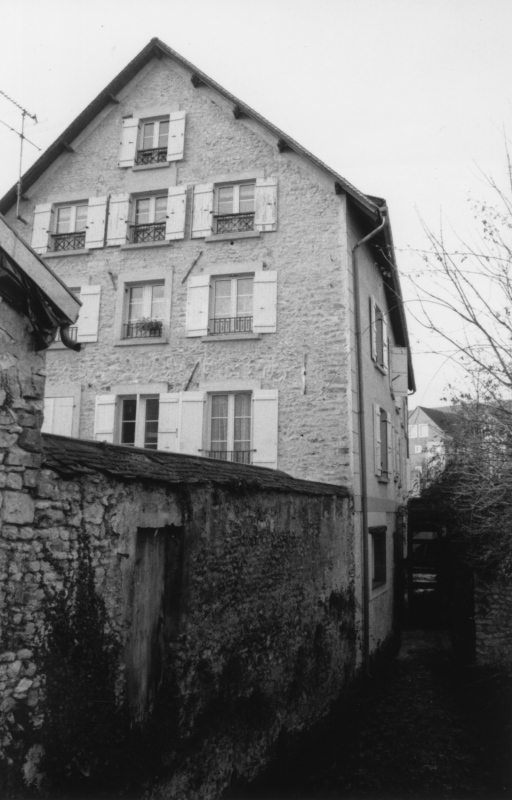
[227,631,511,800]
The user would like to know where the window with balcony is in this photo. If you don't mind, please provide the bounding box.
[119,395,160,449]
[207,393,252,464]
[210,276,253,334]
[135,119,170,165]
[123,282,164,339]
[130,196,167,243]
[52,203,88,251]
[214,183,255,234]
[118,111,186,169]
[191,177,277,239]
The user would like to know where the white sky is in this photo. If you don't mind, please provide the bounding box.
[1,0,511,409]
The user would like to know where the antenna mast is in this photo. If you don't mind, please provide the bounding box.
[0,89,40,220]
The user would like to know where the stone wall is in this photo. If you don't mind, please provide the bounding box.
[474,576,512,668]
[1,442,355,798]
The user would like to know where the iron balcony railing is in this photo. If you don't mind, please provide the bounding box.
[130,222,166,244]
[214,212,255,234]
[135,147,168,165]
[206,450,252,464]
[209,316,253,335]
[123,321,163,339]
[52,232,86,251]
[54,326,78,343]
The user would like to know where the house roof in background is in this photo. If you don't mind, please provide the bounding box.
[42,433,350,498]
[410,406,459,431]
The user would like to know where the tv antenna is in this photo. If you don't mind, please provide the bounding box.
[0,89,40,220]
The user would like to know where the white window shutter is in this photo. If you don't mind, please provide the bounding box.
[252,389,278,469]
[370,298,377,361]
[42,396,74,436]
[118,117,139,168]
[386,412,393,475]
[391,346,408,396]
[254,177,277,232]
[167,111,186,162]
[76,285,101,342]
[157,393,180,451]
[191,184,213,238]
[253,271,277,334]
[31,203,53,254]
[382,315,389,373]
[84,197,107,249]
[374,403,382,477]
[186,275,210,337]
[179,392,204,455]
[107,194,131,246]
[41,398,54,434]
[165,186,187,240]
[94,395,116,443]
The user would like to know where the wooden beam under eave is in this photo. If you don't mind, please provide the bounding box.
[62,142,75,153]
[107,93,120,104]
[191,74,205,88]
[277,139,292,153]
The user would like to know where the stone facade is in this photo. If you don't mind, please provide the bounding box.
[474,576,512,667]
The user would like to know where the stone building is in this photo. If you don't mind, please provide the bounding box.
[0,38,414,669]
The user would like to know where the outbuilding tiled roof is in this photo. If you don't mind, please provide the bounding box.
[42,434,350,498]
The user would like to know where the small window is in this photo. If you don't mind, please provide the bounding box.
[123,282,164,340]
[380,407,389,475]
[135,118,170,165]
[210,275,254,334]
[214,183,255,234]
[408,424,418,439]
[119,395,159,449]
[414,445,423,454]
[207,393,252,464]
[52,203,88,251]
[370,298,388,371]
[131,195,167,243]
[370,526,387,588]
[418,423,429,438]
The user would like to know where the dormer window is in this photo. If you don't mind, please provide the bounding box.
[214,183,255,233]
[135,119,170,166]
[52,203,88,251]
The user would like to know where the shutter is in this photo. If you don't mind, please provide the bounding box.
[76,285,100,342]
[186,275,210,337]
[369,298,377,361]
[166,111,186,162]
[41,398,54,434]
[374,403,382,477]
[84,196,107,249]
[386,412,393,476]
[254,177,277,232]
[253,271,277,334]
[391,346,408,396]
[53,397,74,436]
[107,194,131,246]
[191,184,213,238]
[119,117,139,168]
[94,395,116,442]
[31,203,53,254]
[382,315,389,373]
[252,389,278,469]
[165,186,187,240]
[157,393,180,451]
[180,392,204,455]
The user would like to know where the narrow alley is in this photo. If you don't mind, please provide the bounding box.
[227,631,511,800]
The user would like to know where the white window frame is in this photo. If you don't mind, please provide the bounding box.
[138,117,170,153]
[113,269,172,347]
[130,193,168,243]
[117,394,160,449]
[213,182,256,233]
[209,274,254,334]
[207,392,253,463]
[54,202,88,234]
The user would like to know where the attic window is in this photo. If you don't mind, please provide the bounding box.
[135,119,169,165]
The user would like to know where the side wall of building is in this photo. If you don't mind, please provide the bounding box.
[474,577,512,667]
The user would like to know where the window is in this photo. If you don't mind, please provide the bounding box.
[114,270,171,346]
[136,119,169,165]
[119,395,159,449]
[370,297,388,371]
[51,284,101,344]
[210,276,254,334]
[54,287,80,342]
[207,393,252,463]
[131,195,167,243]
[123,282,164,339]
[214,183,255,233]
[374,404,392,480]
[191,177,278,238]
[52,203,88,251]
[32,198,107,254]
[408,424,418,439]
[414,445,423,454]
[418,423,429,438]
[369,526,387,588]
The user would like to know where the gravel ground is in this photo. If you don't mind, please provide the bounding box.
[227,630,511,800]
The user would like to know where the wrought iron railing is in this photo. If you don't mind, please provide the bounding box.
[123,321,163,339]
[52,232,86,251]
[135,147,168,165]
[130,222,166,244]
[209,316,253,334]
[206,450,252,464]
[215,212,255,234]
[54,326,78,343]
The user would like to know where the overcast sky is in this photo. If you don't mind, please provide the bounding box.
[1,0,510,409]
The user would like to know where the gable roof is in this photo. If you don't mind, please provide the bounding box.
[42,433,350,498]
[411,406,459,432]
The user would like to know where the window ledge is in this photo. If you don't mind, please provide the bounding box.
[201,333,261,343]
[132,162,170,172]
[44,249,93,258]
[205,230,261,243]
[120,241,173,251]
[114,338,169,347]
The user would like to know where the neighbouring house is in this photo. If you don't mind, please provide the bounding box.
[408,406,456,495]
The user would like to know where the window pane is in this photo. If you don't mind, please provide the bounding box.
[128,286,144,321]
[211,395,228,450]
[217,186,234,214]
[121,398,137,446]
[144,398,159,449]
[236,278,253,316]
[56,207,71,234]
[75,205,88,232]
[142,122,155,150]
[151,284,165,318]
[239,184,255,213]
[158,120,169,149]
[214,280,232,318]
[135,198,150,225]
[234,394,251,450]
[154,196,167,223]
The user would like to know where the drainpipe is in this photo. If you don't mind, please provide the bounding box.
[352,206,387,677]
[59,324,81,351]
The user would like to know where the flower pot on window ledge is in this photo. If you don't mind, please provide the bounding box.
[124,318,163,339]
